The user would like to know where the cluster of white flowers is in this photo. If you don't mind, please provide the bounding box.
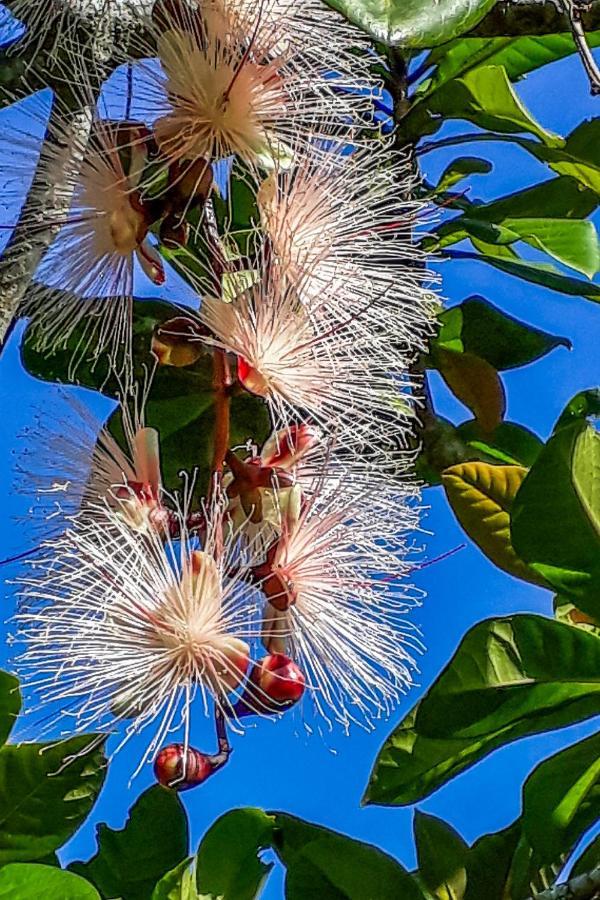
[6,0,434,784]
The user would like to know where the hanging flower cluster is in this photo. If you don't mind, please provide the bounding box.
[6,0,434,789]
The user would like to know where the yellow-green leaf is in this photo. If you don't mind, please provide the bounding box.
[435,348,506,433]
[442,462,546,586]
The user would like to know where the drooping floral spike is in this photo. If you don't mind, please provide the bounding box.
[256,474,422,732]
[0,92,166,376]
[14,494,258,774]
[258,136,438,345]
[199,260,416,456]
[133,0,375,178]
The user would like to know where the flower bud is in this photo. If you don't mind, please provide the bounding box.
[152,316,208,367]
[248,653,305,713]
[154,743,214,791]
[260,425,321,470]
[237,357,270,398]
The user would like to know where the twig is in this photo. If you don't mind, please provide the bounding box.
[208,708,232,771]
[561,0,600,95]
[526,863,600,900]
[471,0,600,37]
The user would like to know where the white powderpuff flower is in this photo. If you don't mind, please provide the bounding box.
[13,495,258,772]
[0,93,165,375]
[133,0,372,177]
[199,264,415,456]
[258,138,438,345]
[15,390,164,538]
[258,476,422,732]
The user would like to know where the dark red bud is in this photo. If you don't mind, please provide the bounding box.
[233,654,305,718]
[154,743,214,791]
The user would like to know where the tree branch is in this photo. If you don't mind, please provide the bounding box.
[526,863,600,900]
[471,0,600,36]
[561,0,600,94]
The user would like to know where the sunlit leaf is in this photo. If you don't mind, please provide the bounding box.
[442,462,544,584]
[414,811,468,900]
[456,421,543,467]
[196,808,274,900]
[0,864,100,900]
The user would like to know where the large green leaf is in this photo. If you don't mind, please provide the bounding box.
[70,786,188,900]
[419,31,600,96]
[0,672,20,748]
[456,420,543,467]
[273,812,424,899]
[446,249,600,301]
[322,0,496,48]
[434,157,493,193]
[523,119,600,196]
[365,615,600,806]
[0,735,106,865]
[408,66,562,144]
[436,296,571,370]
[522,731,600,866]
[152,860,199,900]
[414,811,468,900]
[511,422,600,616]
[0,864,100,900]
[196,808,274,900]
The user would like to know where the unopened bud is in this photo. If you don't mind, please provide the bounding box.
[152,316,208,367]
[154,743,214,791]
[248,653,305,714]
[260,425,321,470]
[237,357,270,398]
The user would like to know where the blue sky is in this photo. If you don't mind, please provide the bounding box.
[0,35,599,897]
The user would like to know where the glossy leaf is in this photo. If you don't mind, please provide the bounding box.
[71,786,188,900]
[434,157,492,193]
[414,811,468,900]
[522,731,600,865]
[0,671,19,748]
[152,860,200,900]
[366,615,600,805]
[434,348,506,433]
[0,735,106,865]
[322,0,496,48]
[416,66,562,144]
[196,808,274,900]
[273,813,424,900]
[436,296,571,370]
[442,462,543,585]
[511,422,600,616]
[456,420,543,467]
[0,864,100,900]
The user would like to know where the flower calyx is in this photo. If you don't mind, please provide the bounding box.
[225,449,294,525]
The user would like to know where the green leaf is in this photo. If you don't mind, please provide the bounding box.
[434,157,493,193]
[433,348,506,433]
[456,420,543,467]
[0,864,100,900]
[420,31,600,97]
[436,296,571,370]
[555,389,600,431]
[0,672,20,748]
[273,813,425,900]
[511,422,600,616]
[446,249,600,301]
[0,735,106,865]
[365,615,600,806]
[70,786,188,900]
[523,119,600,196]
[322,0,496,48]
[413,66,562,144]
[503,218,600,278]
[152,860,200,900]
[196,808,274,900]
[522,731,600,866]
[414,811,468,900]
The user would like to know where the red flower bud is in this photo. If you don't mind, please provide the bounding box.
[260,425,321,470]
[235,654,305,717]
[154,744,214,791]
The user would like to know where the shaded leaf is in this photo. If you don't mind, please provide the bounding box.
[434,157,492,193]
[322,0,496,48]
[70,786,188,900]
[555,389,600,431]
[0,864,100,900]
[442,462,543,585]
[511,422,600,616]
[365,615,600,805]
[0,671,19,749]
[414,811,468,899]
[0,735,106,865]
[522,731,600,866]
[434,348,506,433]
[152,860,200,900]
[196,808,274,900]
[436,296,571,370]
[456,420,543,467]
